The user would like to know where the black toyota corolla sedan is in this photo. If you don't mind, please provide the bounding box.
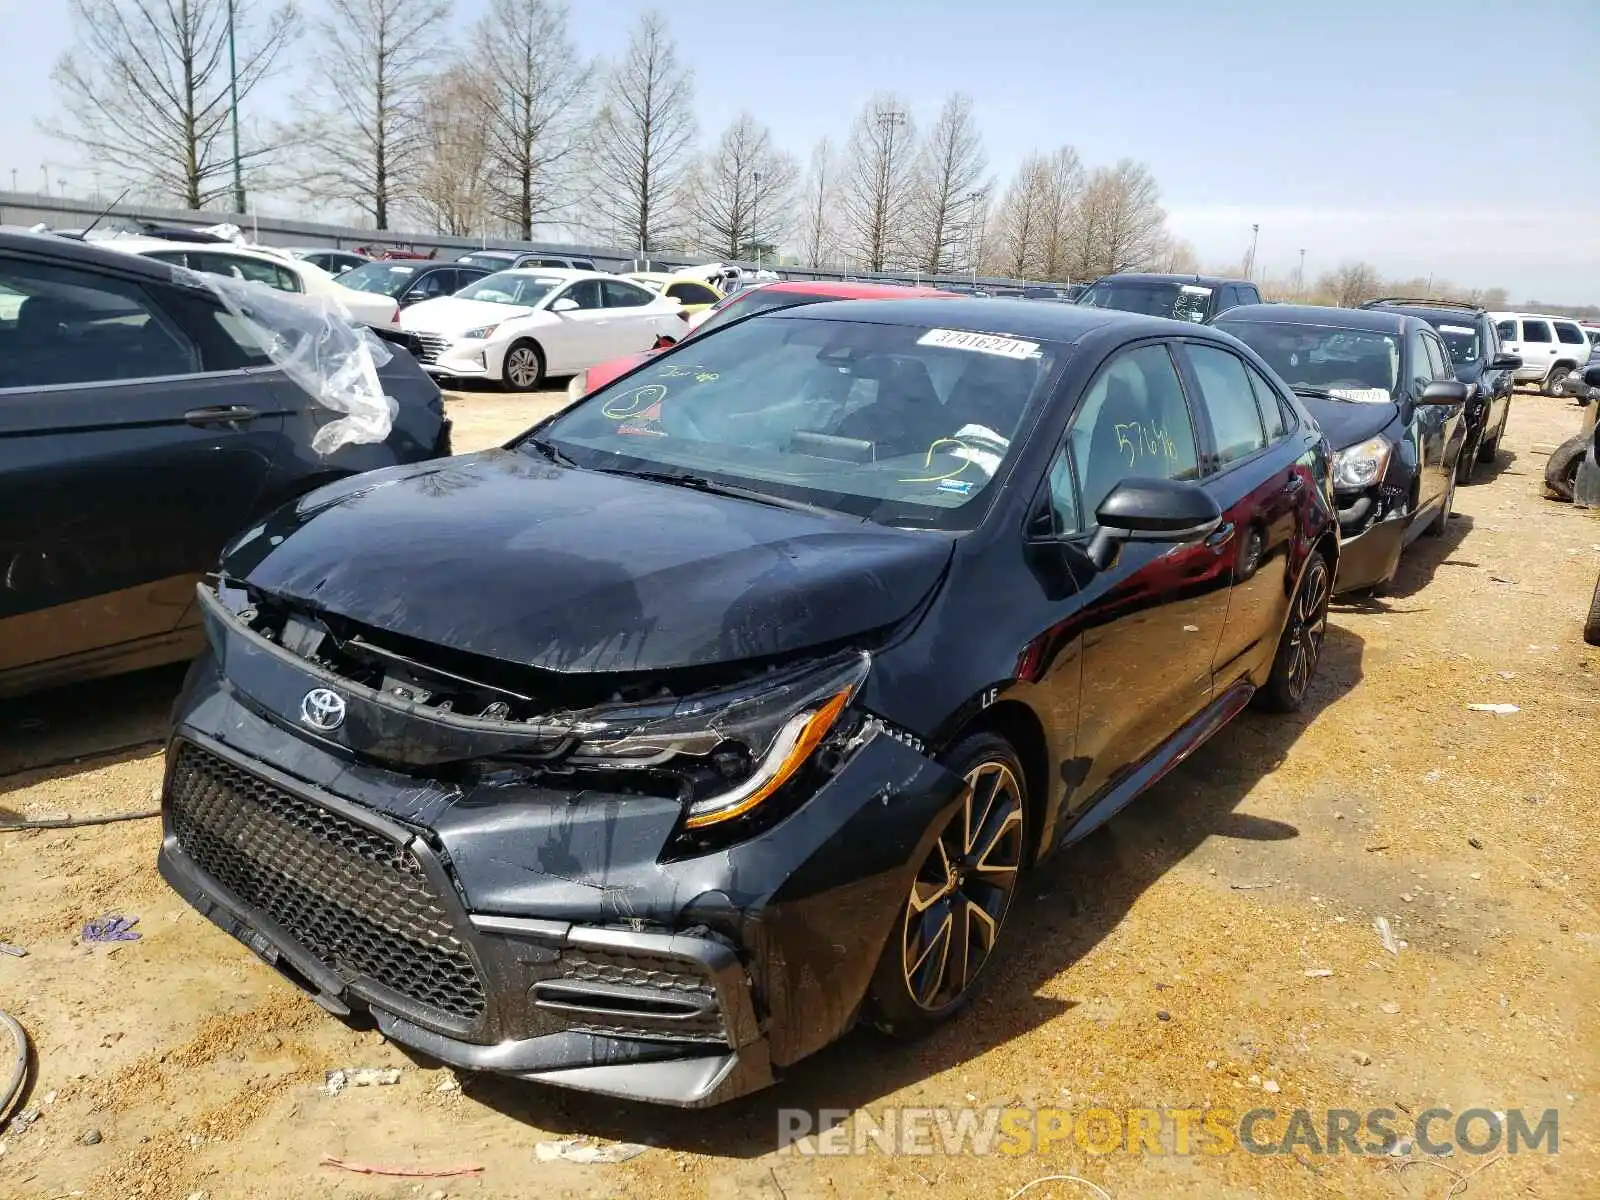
[1212,305,1468,596]
[159,299,1337,1106]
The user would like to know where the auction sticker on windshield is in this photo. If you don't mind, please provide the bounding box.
[918,328,1040,359]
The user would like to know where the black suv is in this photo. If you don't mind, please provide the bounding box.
[159,298,1338,1106]
[0,230,450,698]
[336,259,493,310]
[1078,273,1262,324]
[1361,298,1521,481]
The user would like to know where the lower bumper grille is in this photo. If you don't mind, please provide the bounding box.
[167,743,486,1022]
[413,332,450,365]
[534,948,728,1044]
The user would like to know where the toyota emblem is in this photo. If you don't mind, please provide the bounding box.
[300,687,347,732]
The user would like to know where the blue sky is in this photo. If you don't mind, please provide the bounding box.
[4,0,1597,302]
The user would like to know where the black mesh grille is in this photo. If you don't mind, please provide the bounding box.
[167,743,486,1021]
[553,949,726,1042]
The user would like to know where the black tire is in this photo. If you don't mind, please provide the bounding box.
[1477,417,1502,463]
[1543,432,1587,502]
[1426,468,1455,536]
[1255,552,1332,713]
[501,340,545,392]
[1456,425,1481,484]
[1585,572,1600,647]
[1544,365,1571,398]
[866,733,1030,1039]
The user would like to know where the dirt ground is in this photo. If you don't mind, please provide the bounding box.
[2,386,1597,1200]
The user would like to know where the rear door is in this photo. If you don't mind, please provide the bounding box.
[600,278,672,354]
[1175,340,1299,687]
[1520,318,1556,379]
[542,278,609,371]
[0,252,288,683]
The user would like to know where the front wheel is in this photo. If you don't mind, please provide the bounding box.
[867,734,1029,1038]
[501,340,545,392]
[1456,426,1481,484]
[1255,552,1332,713]
[1544,365,1571,398]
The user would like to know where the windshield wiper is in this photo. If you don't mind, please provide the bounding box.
[596,466,828,514]
[519,434,576,466]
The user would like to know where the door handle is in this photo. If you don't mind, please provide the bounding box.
[185,404,259,426]
[1205,522,1235,551]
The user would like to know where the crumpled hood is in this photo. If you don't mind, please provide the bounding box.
[400,296,535,333]
[1299,394,1397,450]
[222,450,954,674]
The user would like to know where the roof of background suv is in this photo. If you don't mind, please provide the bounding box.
[0,228,202,281]
[1364,301,1491,326]
[1090,272,1255,287]
[1214,303,1419,335]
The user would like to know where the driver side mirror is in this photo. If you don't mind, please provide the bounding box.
[1420,379,1468,408]
[550,297,579,313]
[1490,352,1522,371]
[1084,478,1222,571]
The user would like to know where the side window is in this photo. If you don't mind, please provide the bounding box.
[1185,343,1268,466]
[1239,285,1262,307]
[1555,321,1586,346]
[559,279,604,309]
[1063,343,1201,528]
[1496,319,1517,341]
[670,282,718,305]
[411,270,449,299]
[1425,335,1452,379]
[1215,285,1240,313]
[1045,447,1080,536]
[0,256,203,388]
[1521,320,1552,344]
[1243,360,1290,440]
[602,279,652,308]
[274,264,303,293]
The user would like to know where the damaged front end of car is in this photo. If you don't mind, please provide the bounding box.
[158,573,969,1106]
[1328,434,1408,594]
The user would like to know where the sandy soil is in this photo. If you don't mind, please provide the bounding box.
[1,388,1597,1200]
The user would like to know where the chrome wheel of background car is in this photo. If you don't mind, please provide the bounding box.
[503,343,544,392]
[1283,556,1330,703]
[1544,366,1570,398]
[900,761,1025,1012]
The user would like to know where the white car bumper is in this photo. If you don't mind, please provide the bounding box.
[411,334,499,380]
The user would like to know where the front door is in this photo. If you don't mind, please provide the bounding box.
[0,252,285,683]
[1048,341,1233,810]
[1518,318,1556,382]
[1407,329,1456,515]
[1175,341,1299,687]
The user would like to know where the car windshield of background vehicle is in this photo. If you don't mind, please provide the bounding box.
[1220,321,1400,400]
[1079,280,1211,323]
[538,316,1062,529]
[1429,319,1481,365]
[455,273,563,306]
[336,262,422,297]
[691,286,821,336]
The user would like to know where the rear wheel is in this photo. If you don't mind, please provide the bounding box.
[1456,426,1481,484]
[1426,469,1455,536]
[867,734,1029,1038]
[1584,572,1600,647]
[1544,365,1571,398]
[1543,432,1587,502]
[501,340,545,392]
[1255,553,1332,712]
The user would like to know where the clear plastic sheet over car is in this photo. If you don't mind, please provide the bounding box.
[171,264,398,454]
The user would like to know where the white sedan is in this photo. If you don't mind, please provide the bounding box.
[93,234,402,328]
[399,269,687,390]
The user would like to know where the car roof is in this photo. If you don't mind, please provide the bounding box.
[0,228,216,283]
[87,233,298,264]
[773,295,1196,341]
[1090,272,1252,287]
[1215,303,1415,334]
[1365,302,1487,324]
[487,267,604,280]
[1489,310,1580,323]
[762,280,955,299]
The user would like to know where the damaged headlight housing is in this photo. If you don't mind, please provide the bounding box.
[1331,435,1392,490]
[568,651,871,829]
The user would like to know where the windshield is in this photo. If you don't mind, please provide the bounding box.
[692,287,826,336]
[336,262,426,297]
[1220,320,1400,398]
[537,314,1062,529]
[455,272,562,306]
[1079,279,1211,323]
[1428,318,1481,365]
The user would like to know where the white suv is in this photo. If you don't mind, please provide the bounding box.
[1490,311,1592,396]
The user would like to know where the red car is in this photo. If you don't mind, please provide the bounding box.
[567,280,957,399]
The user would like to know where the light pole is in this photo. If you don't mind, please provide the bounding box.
[965,189,983,285]
[228,0,244,214]
[1296,248,1306,296]
[751,170,761,270]
[1244,223,1260,281]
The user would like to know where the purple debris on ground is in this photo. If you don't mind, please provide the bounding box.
[82,914,141,943]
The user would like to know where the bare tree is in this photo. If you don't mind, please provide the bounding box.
[797,138,839,267]
[473,0,590,239]
[285,0,452,229]
[1037,146,1085,280]
[1151,235,1201,275]
[911,93,986,274]
[45,0,299,210]
[839,94,918,272]
[1320,261,1384,308]
[412,66,495,235]
[690,113,797,259]
[989,154,1052,278]
[1066,160,1167,279]
[586,10,696,252]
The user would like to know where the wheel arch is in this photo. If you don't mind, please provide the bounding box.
[499,334,546,381]
[941,699,1052,868]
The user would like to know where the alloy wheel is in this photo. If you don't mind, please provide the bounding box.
[1284,556,1331,702]
[506,347,540,389]
[900,761,1025,1012]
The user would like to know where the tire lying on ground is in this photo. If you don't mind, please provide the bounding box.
[1543,432,1589,502]
[1585,572,1600,648]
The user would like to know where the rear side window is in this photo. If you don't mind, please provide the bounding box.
[0,256,203,388]
[1424,335,1451,379]
[602,279,652,308]
[1555,321,1586,345]
[1244,361,1290,440]
[1522,320,1553,343]
[1185,343,1268,467]
[1238,285,1262,307]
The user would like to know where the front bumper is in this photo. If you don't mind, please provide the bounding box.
[158,627,965,1105]
[409,333,498,380]
[1331,491,1406,594]
[1561,371,1597,402]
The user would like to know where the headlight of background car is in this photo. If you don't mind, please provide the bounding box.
[463,324,499,339]
[566,370,588,402]
[567,651,871,829]
[1331,435,1392,490]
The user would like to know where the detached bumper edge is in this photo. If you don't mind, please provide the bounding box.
[1333,514,1406,594]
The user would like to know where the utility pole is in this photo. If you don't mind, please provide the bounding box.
[751,170,761,270]
[1296,248,1306,295]
[1244,223,1260,281]
[965,189,983,285]
[228,0,245,213]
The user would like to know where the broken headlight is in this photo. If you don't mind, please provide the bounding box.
[1331,435,1392,490]
[567,651,871,828]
